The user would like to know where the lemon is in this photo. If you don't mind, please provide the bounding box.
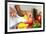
[18,22,28,29]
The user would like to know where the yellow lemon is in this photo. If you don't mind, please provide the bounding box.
[18,22,28,29]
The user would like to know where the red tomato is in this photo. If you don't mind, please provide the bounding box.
[36,15,41,23]
[26,17,33,25]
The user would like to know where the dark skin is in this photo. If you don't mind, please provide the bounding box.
[15,5,26,17]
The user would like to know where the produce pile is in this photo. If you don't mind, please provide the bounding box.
[16,14,41,29]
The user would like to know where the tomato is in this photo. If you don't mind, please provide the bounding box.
[25,17,33,25]
[36,15,41,23]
